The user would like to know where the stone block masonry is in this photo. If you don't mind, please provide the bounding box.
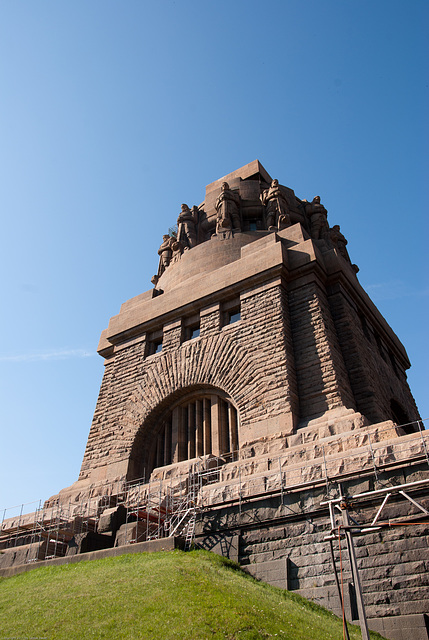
[288,278,355,419]
[77,219,419,489]
[195,462,429,640]
[80,277,300,483]
[327,281,419,424]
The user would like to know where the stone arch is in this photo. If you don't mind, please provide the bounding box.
[127,384,239,481]
[109,327,295,485]
[121,329,280,452]
[390,398,416,434]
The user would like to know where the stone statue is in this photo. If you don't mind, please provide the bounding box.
[170,237,184,263]
[215,182,241,232]
[261,179,291,231]
[304,196,329,240]
[329,224,359,273]
[329,225,350,262]
[177,204,197,249]
[152,233,174,284]
[157,234,173,274]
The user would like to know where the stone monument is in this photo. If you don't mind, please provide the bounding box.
[1,161,427,640]
[76,161,420,488]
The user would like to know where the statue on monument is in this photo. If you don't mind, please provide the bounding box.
[304,196,329,240]
[157,234,173,276]
[215,182,241,233]
[170,237,184,263]
[329,224,359,273]
[152,205,199,284]
[261,179,291,231]
[177,204,197,249]
[329,225,351,261]
[191,205,200,233]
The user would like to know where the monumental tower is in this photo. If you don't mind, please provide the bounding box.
[75,159,420,489]
[1,161,427,640]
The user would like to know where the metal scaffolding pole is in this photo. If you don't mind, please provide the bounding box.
[340,499,370,640]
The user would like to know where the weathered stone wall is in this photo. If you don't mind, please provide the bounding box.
[288,278,356,420]
[240,281,299,433]
[0,540,56,568]
[195,463,429,640]
[327,281,420,425]
[79,278,300,483]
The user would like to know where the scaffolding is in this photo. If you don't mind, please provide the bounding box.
[0,497,98,565]
[322,478,429,640]
[1,419,428,567]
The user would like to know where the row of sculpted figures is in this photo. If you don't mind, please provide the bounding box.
[152,179,357,284]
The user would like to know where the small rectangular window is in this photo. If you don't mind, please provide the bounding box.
[228,310,241,324]
[189,326,200,339]
[182,313,200,343]
[389,351,399,378]
[222,298,241,327]
[358,312,371,341]
[375,332,387,362]
[146,329,163,356]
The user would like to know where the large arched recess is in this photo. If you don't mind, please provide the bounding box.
[127,384,239,481]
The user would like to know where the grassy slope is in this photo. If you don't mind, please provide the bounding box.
[0,550,386,640]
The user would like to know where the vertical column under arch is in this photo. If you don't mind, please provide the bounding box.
[144,391,239,477]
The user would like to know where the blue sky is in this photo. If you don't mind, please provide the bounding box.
[1,0,428,512]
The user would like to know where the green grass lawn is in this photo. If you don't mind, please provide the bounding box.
[0,549,386,640]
